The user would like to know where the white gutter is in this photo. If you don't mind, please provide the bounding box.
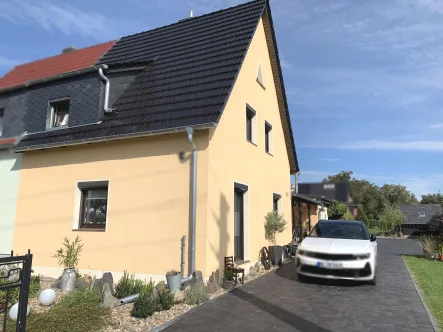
[15,123,217,152]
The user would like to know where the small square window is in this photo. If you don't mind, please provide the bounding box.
[48,99,70,129]
[246,105,256,143]
[265,121,273,154]
[0,108,4,137]
[79,183,109,230]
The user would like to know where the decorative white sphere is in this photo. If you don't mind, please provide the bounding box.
[9,303,30,321]
[39,289,56,306]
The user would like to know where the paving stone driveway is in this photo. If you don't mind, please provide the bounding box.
[162,239,434,332]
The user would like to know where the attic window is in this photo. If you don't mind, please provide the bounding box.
[417,212,426,218]
[246,104,257,144]
[47,99,70,129]
[257,65,265,89]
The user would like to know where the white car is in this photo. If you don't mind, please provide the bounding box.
[296,220,378,285]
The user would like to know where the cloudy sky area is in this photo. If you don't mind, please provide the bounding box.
[0,0,441,198]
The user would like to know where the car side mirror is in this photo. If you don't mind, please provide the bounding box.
[370,234,376,242]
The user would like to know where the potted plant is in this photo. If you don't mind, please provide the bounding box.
[437,243,443,262]
[165,269,181,294]
[418,235,437,260]
[222,268,235,290]
[52,235,83,291]
[264,211,287,266]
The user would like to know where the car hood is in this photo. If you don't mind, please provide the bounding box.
[300,237,371,254]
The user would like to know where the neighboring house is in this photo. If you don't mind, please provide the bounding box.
[292,194,330,238]
[297,181,358,216]
[0,41,115,255]
[6,0,298,282]
[398,204,442,235]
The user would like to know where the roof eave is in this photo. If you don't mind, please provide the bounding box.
[15,123,217,152]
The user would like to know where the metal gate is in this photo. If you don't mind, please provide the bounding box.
[0,250,33,332]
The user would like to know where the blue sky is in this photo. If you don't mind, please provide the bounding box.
[0,0,442,199]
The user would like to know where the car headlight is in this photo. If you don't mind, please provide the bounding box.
[354,253,370,259]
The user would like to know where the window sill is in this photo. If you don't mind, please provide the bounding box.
[266,151,274,157]
[72,228,106,232]
[46,125,68,132]
[247,139,257,147]
[256,78,266,90]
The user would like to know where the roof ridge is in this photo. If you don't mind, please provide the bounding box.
[10,40,116,70]
[118,0,266,40]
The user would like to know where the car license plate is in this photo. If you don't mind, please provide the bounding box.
[317,261,343,269]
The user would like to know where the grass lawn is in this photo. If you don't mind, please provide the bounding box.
[368,228,384,235]
[403,255,443,330]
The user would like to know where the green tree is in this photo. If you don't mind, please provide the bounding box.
[323,171,353,183]
[328,200,348,219]
[421,193,443,207]
[355,206,369,225]
[378,205,405,232]
[380,184,418,205]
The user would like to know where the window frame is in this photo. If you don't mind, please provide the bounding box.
[273,193,281,213]
[77,181,109,231]
[265,121,273,155]
[0,108,4,137]
[46,98,70,130]
[246,104,257,144]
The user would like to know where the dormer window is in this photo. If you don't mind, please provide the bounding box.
[417,212,426,218]
[47,99,70,129]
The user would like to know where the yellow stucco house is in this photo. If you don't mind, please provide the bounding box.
[10,0,299,282]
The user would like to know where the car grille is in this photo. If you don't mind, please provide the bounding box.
[300,263,372,278]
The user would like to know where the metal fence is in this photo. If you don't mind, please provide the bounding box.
[0,250,33,332]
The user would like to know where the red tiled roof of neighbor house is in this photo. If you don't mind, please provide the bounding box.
[0,40,116,91]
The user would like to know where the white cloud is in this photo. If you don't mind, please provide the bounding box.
[430,123,443,129]
[307,139,443,151]
[0,0,141,39]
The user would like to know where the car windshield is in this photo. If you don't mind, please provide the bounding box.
[308,222,369,240]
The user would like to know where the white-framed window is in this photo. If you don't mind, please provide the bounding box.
[265,121,274,155]
[0,108,4,137]
[246,104,257,144]
[74,181,109,231]
[47,98,70,129]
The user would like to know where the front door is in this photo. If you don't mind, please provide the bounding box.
[234,189,244,261]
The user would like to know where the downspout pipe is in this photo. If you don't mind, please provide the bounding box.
[181,126,197,284]
[97,64,113,114]
[295,171,300,194]
[118,127,198,305]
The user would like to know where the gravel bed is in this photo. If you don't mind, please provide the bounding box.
[27,266,276,331]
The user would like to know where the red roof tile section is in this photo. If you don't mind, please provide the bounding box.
[0,40,116,91]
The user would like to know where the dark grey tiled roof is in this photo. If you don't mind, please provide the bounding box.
[17,0,298,172]
[399,204,441,225]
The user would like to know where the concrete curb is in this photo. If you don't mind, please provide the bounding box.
[402,256,439,332]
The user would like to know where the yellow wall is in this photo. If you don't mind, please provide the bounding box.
[12,16,295,281]
[12,132,210,280]
[204,17,293,276]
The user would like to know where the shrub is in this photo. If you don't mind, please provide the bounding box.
[418,235,437,253]
[378,205,405,231]
[5,287,109,332]
[343,210,354,220]
[264,212,287,245]
[328,200,348,219]
[0,272,41,313]
[52,235,84,270]
[115,271,145,299]
[184,282,209,305]
[131,283,157,318]
[224,269,234,281]
[355,207,369,225]
[157,283,174,311]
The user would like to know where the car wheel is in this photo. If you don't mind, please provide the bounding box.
[368,275,376,286]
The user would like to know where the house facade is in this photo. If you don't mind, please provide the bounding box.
[398,204,442,235]
[6,0,298,282]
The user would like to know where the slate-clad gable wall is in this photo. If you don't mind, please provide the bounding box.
[0,91,27,137]
[26,73,102,133]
